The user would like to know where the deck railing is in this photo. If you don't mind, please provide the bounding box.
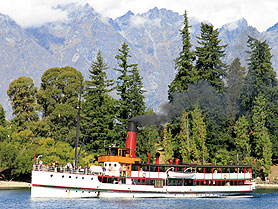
[32,164,102,175]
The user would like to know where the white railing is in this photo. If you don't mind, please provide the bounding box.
[32,164,102,175]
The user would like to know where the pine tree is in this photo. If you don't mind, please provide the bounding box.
[114,42,137,125]
[226,58,246,119]
[83,50,115,153]
[113,42,145,146]
[241,36,277,113]
[179,111,191,162]
[251,95,272,175]
[162,125,174,162]
[240,36,278,158]
[195,23,227,93]
[191,105,208,164]
[168,10,195,102]
[234,115,250,163]
[128,65,146,118]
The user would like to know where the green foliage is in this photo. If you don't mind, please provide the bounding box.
[0,129,35,180]
[191,105,208,164]
[251,95,272,174]
[234,116,250,163]
[37,66,84,117]
[195,23,227,93]
[212,149,233,165]
[162,125,174,161]
[49,103,77,145]
[37,67,83,143]
[114,42,146,146]
[136,126,159,163]
[240,37,277,113]
[179,111,190,162]
[226,58,246,119]
[168,10,196,102]
[0,104,6,126]
[82,50,116,153]
[35,137,93,167]
[7,77,39,129]
[128,65,146,118]
[240,37,278,158]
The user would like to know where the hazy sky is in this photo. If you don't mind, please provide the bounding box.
[0,0,277,31]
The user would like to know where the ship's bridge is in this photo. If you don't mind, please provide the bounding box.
[98,147,141,164]
[98,147,141,177]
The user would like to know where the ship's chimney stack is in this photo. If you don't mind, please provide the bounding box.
[126,120,137,157]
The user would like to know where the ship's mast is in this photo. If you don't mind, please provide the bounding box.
[74,82,82,167]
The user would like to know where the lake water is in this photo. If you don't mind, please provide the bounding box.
[1,188,278,209]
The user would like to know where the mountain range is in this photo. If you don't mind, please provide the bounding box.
[1,3,277,119]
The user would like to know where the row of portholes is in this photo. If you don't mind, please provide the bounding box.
[65,190,97,194]
[50,174,94,181]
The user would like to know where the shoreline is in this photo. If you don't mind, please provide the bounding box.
[0,180,31,189]
[256,183,278,189]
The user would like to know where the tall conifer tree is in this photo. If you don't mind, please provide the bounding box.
[168,10,195,102]
[191,105,208,164]
[128,65,146,118]
[251,95,272,174]
[234,115,250,163]
[114,42,136,126]
[227,58,246,119]
[195,23,227,93]
[83,50,115,153]
[240,36,278,158]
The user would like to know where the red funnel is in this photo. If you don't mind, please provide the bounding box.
[125,121,137,157]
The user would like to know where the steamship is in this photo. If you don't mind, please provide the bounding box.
[31,121,255,198]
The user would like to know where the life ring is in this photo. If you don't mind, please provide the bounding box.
[142,173,146,178]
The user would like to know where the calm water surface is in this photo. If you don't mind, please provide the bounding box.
[1,188,278,209]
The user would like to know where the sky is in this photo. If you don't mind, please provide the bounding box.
[0,0,278,31]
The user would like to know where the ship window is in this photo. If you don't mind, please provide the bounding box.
[132,165,138,171]
[91,178,94,180]
[62,175,64,178]
[103,177,107,183]
[50,174,53,177]
[82,177,84,179]
[69,176,71,178]
[109,163,111,167]
[105,163,107,167]
[76,176,78,179]
[114,164,117,167]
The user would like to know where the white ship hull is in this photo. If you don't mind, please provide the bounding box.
[31,170,254,198]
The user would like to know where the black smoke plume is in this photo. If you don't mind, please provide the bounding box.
[132,80,228,127]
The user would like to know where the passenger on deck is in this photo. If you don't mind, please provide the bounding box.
[39,160,43,169]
